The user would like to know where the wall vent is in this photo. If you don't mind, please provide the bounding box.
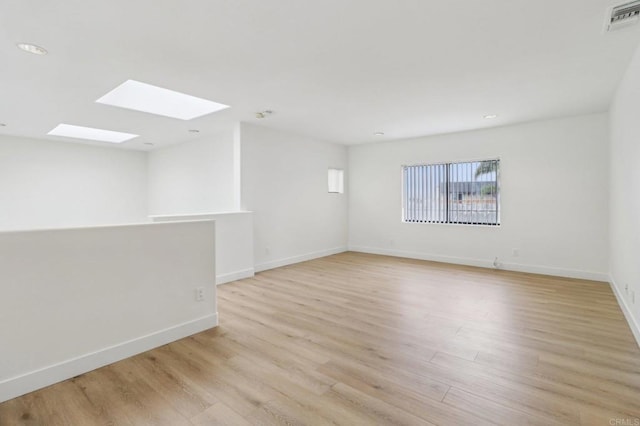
[607,1,640,31]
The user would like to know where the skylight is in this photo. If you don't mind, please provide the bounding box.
[96,80,229,120]
[47,124,138,143]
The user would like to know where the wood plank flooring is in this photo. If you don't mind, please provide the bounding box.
[1,252,639,425]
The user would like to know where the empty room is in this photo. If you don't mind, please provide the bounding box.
[1,1,640,425]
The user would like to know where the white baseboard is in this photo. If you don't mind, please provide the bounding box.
[348,246,609,282]
[255,247,348,273]
[498,261,609,282]
[217,268,255,285]
[609,275,640,348]
[0,313,218,403]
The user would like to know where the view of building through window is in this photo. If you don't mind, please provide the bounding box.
[402,159,500,225]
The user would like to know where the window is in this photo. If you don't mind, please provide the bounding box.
[402,159,500,225]
[328,168,344,193]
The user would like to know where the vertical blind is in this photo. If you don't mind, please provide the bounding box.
[402,159,500,225]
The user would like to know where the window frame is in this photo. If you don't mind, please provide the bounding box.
[401,158,501,227]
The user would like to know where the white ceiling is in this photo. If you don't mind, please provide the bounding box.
[1,0,639,149]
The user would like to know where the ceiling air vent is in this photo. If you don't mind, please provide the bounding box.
[607,1,640,31]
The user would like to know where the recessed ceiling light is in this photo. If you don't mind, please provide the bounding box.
[374,132,385,136]
[484,114,498,119]
[188,129,200,133]
[47,124,138,143]
[96,80,229,120]
[0,123,6,127]
[144,142,154,146]
[16,43,48,55]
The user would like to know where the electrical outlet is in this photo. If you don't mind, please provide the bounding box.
[195,287,205,302]
[512,248,519,257]
[265,246,271,255]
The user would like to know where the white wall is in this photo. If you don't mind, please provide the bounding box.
[148,128,236,215]
[0,220,217,402]
[0,135,148,230]
[151,211,254,284]
[348,113,610,280]
[609,41,640,344]
[240,123,348,271]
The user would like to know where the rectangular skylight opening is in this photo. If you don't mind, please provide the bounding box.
[47,124,138,143]
[96,80,229,120]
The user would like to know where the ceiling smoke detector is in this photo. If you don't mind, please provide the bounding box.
[607,1,640,31]
[255,110,273,119]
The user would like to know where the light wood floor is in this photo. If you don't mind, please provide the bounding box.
[1,252,639,425]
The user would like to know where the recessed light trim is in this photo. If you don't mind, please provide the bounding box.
[188,129,200,133]
[17,43,48,55]
[47,124,138,143]
[374,132,385,136]
[96,80,229,120]
[484,114,498,119]
[0,123,6,127]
